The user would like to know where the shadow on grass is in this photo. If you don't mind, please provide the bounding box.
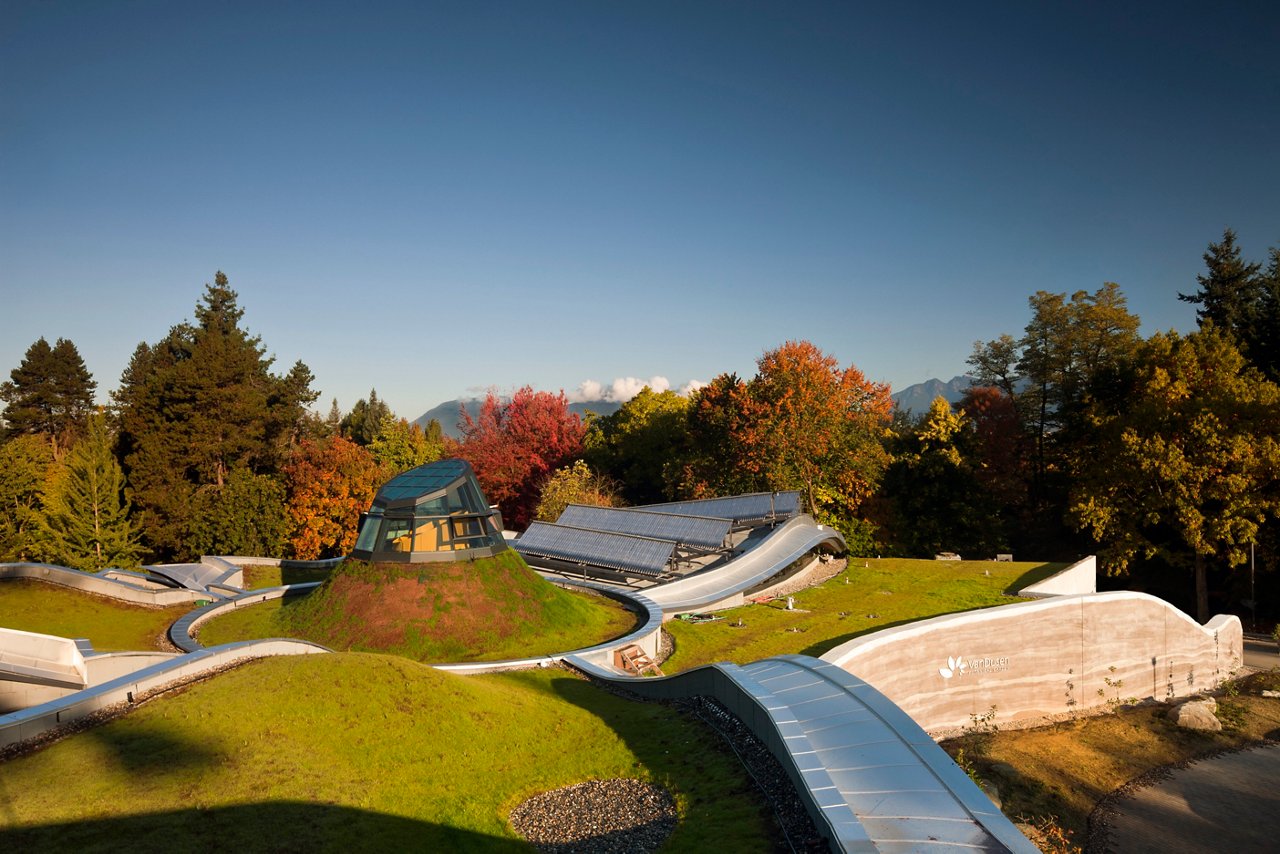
[0,801,528,852]
[85,721,224,776]
[1004,562,1070,595]
[798,616,928,658]
[543,672,773,849]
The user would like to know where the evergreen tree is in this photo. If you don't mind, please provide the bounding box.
[0,435,55,560]
[38,414,141,570]
[340,389,391,446]
[1,337,97,457]
[114,273,318,559]
[1179,228,1263,352]
[188,467,290,558]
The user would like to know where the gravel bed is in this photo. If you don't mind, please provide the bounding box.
[685,696,828,852]
[509,778,677,853]
[568,664,826,852]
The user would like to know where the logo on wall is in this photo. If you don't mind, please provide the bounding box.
[939,654,1011,680]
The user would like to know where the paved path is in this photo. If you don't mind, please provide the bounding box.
[1243,637,1279,671]
[1102,744,1280,854]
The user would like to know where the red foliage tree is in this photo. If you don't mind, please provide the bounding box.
[454,387,586,529]
[957,385,1028,511]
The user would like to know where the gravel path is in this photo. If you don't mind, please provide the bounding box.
[509,778,677,853]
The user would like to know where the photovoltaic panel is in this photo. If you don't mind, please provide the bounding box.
[376,459,470,502]
[639,491,802,526]
[557,505,730,551]
[514,522,676,576]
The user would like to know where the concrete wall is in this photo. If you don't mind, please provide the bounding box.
[1015,555,1097,598]
[0,651,178,714]
[0,640,328,751]
[1,563,206,606]
[821,592,1243,732]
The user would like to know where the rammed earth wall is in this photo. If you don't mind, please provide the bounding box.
[820,592,1243,732]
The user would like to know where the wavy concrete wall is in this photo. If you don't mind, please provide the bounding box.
[1,563,206,606]
[1014,555,1097,598]
[822,592,1243,732]
[0,640,328,751]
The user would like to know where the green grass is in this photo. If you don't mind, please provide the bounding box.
[664,558,1066,672]
[0,654,775,851]
[199,554,638,662]
[240,564,334,590]
[0,579,191,651]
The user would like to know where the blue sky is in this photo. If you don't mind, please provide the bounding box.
[3,2,1278,420]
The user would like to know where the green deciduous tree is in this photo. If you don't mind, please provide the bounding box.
[114,273,318,559]
[368,413,443,476]
[534,460,621,523]
[0,435,56,560]
[585,387,689,504]
[1070,328,1280,621]
[1,337,97,458]
[188,467,290,558]
[881,397,1004,558]
[37,414,141,570]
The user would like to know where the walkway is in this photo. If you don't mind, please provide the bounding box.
[634,515,845,614]
[1102,744,1280,854]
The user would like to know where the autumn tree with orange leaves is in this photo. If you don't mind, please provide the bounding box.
[676,341,892,550]
[283,436,384,559]
[746,341,892,529]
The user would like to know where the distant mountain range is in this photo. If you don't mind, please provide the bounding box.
[889,375,974,416]
[414,398,622,439]
[415,375,974,438]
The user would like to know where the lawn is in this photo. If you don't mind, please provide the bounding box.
[946,670,1280,846]
[0,653,776,852]
[240,563,334,590]
[663,558,1066,672]
[197,578,639,663]
[0,579,191,651]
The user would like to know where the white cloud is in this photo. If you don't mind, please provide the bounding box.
[567,375,707,404]
[678,379,708,396]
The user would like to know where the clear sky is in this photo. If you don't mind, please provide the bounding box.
[3,2,1278,419]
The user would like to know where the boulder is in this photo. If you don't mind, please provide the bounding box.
[1168,699,1221,731]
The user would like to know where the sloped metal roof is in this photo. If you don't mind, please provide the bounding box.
[640,491,802,525]
[514,522,675,576]
[557,504,731,550]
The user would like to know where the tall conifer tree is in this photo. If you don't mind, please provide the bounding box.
[38,414,141,570]
[1,337,96,457]
[114,273,318,559]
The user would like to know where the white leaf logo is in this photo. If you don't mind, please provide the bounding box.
[939,655,967,680]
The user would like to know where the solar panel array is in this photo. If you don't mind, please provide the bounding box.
[514,522,677,576]
[641,491,802,525]
[557,505,731,551]
[376,459,470,502]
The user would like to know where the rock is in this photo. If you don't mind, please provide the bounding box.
[979,779,1002,809]
[1168,699,1222,731]
[1262,690,1280,698]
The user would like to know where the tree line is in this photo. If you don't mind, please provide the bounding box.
[2,232,1278,624]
